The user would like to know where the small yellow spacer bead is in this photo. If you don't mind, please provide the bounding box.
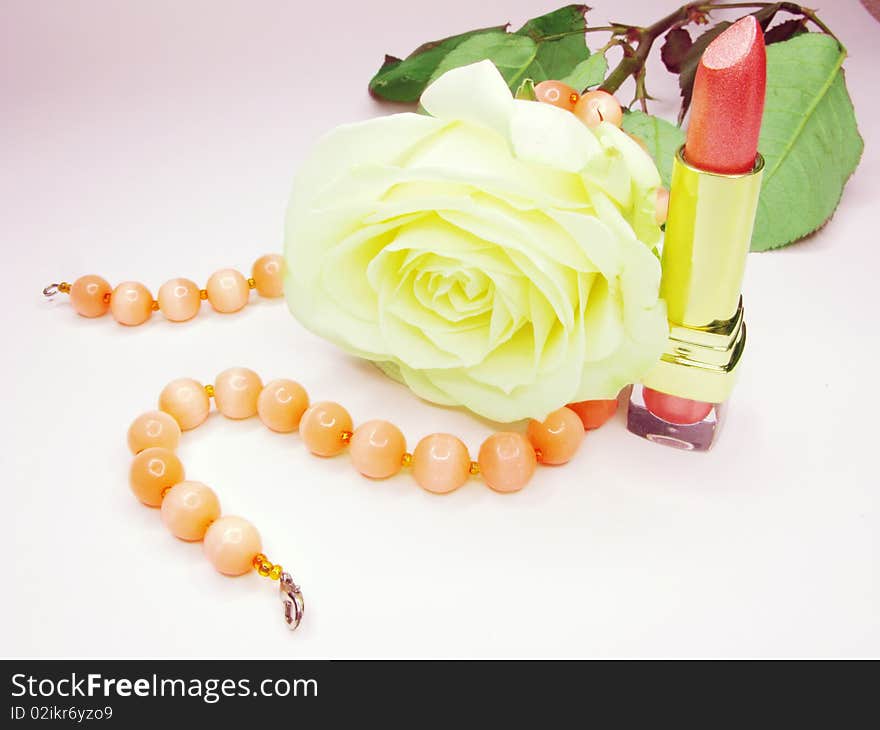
[340,430,353,445]
[58,281,71,294]
[269,564,282,581]
[401,452,413,468]
[160,485,172,500]
[535,447,544,463]
[258,561,272,577]
[247,277,257,289]
[252,553,267,570]
[469,460,480,476]
[569,92,579,105]
[199,288,208,300]
[151,300,160,312]
[204,384,215,398]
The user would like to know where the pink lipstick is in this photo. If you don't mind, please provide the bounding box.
[627,16,766,450]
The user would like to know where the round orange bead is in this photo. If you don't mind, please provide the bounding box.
[573,89,623,128]
[300,401,353,457]
[349,420,406,479]
[478,432,537,493]
[534,80,579,111]
[110,281,153,325]
[157,278,201,322]
[567,398,618,430]
[204,516,262,576]
[129,447,185,507]
[127,410,181,454]
[69,275,111,318]
[257,379,309,433]
[206,269,249,313]
[251,254,285,298]
[159,377,211,431]
[526,407,584,465]
[412,433,470,494]
[213,367,262,419]
[160,481,220,541]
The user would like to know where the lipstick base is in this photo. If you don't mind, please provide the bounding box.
[626,385,723,452]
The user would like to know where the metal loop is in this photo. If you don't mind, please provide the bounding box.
[43,283,60,298]
[279,572,304,631]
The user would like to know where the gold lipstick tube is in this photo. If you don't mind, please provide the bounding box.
[627,146,764,450]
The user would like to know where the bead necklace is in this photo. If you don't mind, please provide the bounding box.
[127,367,606,630]
[43,253,285,324]
[49,259,619,631]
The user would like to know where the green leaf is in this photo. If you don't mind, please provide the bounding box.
[369,25,506,102]
[752,33,863,250]
[515,5,591,83]
[559,53,607,91]
[620,110,685,189]
[369,5,591,102]
[428,31,538,89]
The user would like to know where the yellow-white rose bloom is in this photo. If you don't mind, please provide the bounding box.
[285,61,668,422]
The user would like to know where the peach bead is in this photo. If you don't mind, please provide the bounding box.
[251,254,285,298]
[257,379,309,433]
[534,80,579,111]
[127,410,181,454]
[129,447,185,507]
[157,277,201,322]
[213,367,262,419]
[567,398,618,430]
[349,420,406,479]
[204,516,262,576]
[70,275,111,318]
[526,407,584,465]
[160,481,220,541]
[478,432,537,493]
[206,268,249,313]
[412,433,470,494]
[159,377,211,431]
[110,281,153,326]
[300,401,352,457]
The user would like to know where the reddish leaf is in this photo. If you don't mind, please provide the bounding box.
[764,18,808,44]
[660,28,692,73]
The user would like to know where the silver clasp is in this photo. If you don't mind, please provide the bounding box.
[279,572,304,631]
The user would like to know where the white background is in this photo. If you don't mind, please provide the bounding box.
[2,0,877,658]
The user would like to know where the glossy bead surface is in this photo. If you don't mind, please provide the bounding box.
[349,420,406,479]
[534,80,579,111]
[70,275,111,318]
[206,268,249,313]
[643,388,714,425]
[573,90,623,128]
[251,254,285,298]
[157,278,201,322]
[160,481,220,541]
[478,432,537,493]
[203,516,262,576]
[129,447,184,507]
[257,379,309,433]
[300,401,352,457]
[567,399,618,430]
[526,407,584,465]
[110,281,153,325]
[412,433,470,494]
[159,377,211,430]
[213,367,262,419]
[127,410,181,454]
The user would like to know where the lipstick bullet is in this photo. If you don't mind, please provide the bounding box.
[627,16,766,450]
